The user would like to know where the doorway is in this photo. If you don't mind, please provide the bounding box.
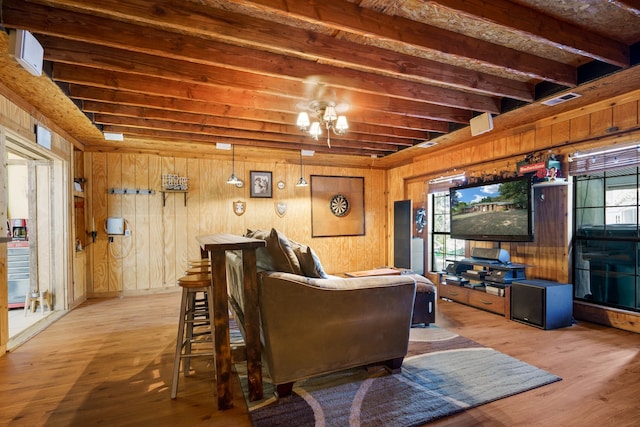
[5,132,68,349]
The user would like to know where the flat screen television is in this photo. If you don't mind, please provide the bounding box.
[449,175,533,242]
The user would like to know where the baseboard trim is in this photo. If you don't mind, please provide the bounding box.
[7,310,68,352]
[88,287,180,299]
[573,301,640,333]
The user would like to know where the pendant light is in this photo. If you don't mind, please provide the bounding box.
[226,145,240,184]
[296,150,308,187]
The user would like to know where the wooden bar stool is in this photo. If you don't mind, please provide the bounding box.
[188,259,210,268]
[170,274,215,399]
[184,265,211,275]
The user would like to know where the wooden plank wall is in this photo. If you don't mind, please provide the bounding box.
[85,154,388,295]
[387,93,640,287]
[0,127,8,354]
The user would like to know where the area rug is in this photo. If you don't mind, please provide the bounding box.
[234,326,561,427]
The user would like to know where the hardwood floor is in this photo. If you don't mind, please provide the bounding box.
[0,292,638,426]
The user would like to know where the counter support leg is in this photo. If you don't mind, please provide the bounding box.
[210,249,233,410]
[242,248,263,401]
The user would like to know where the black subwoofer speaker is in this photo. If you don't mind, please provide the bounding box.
[510,280,573,330]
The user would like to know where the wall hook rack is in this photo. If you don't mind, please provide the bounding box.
[107,188,155,195]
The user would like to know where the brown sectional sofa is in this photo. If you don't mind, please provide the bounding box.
[226,228,436,397]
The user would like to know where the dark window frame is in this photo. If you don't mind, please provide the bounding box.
[430,191,465,273]
[572,167,640,312]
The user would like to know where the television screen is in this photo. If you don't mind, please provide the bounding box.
[449,176,533,242]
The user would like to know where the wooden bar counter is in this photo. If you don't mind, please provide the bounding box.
[197,233,266,410]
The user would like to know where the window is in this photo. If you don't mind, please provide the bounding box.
[573,167,639,312]
[431,191,465,272]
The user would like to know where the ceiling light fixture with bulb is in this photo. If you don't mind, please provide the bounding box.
[296,100,348,148]
[226,144,241,185]
[296,150,309,187]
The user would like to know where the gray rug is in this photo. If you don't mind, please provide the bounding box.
[235,326,561,426]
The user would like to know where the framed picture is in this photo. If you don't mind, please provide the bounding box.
[250,171,273,198]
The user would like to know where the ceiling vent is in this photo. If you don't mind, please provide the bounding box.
[542,92,582,106]
[417,141,438,148]
[103,132,124,141]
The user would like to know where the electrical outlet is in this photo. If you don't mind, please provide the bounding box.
[125,229,131,237]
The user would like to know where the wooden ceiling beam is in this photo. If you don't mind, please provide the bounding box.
[420,0,629,67]
[80,97,436,140]
[592,1,640,18]
[99,125,394,157]
[17,0,575,86]
[92,114,407,151]
[52,64,472,123]
[69,85,449,133]
[89,107,413,148]
[40,35,501,113]
[82,101,416,147]
[3,0,534,101]
[229,0,577,85]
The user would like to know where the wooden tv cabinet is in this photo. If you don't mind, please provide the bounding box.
[438,281,511,317]
[438,258,529,318]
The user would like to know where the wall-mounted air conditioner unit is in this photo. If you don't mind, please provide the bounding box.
[9,29,44,77]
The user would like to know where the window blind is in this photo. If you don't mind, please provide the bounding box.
[427,179,466,194]
[569,145,640,176]
[428,181,453,194]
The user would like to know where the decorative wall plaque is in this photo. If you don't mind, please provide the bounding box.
[275,201,287,217]
[233,200,246,216]
[162,173,188,190]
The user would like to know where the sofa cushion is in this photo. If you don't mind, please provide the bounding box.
[246,228,303,275]
[289,241,328,278]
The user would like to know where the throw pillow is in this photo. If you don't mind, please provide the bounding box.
[290,240,329,278]
[246,228,303,275]
[245,229,273,271]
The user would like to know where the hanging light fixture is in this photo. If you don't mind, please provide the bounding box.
[297,101,348,148]
[296,150,309,187]
[226,145,240,184]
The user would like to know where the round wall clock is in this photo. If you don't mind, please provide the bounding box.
[277,181,285,190]
[329,194,350,217]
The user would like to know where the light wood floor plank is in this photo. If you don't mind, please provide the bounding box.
[1,293,638,426]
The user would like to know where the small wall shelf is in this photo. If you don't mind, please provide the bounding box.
[160,190,187,207]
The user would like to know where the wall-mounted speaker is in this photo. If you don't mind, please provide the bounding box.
[393,200,412,269]
[9,29,44,77]
[511,280,573,330]
[36,124,51,150]
[470,112,494,136]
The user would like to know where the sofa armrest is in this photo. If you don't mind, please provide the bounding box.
[257,271,418,385]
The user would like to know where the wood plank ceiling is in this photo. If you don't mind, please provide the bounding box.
[2,0,640,159]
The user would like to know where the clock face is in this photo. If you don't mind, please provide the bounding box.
[277,181,285,190]
[329,194,350,217]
